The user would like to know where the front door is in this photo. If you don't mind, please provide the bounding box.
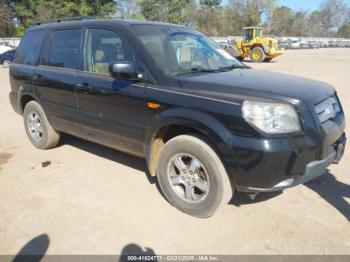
[76,28,146,157]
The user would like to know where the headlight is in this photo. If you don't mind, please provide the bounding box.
[242,101,301,134]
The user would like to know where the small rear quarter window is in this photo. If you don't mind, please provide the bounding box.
[14,29,46,66]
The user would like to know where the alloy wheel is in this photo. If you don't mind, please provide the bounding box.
[167,153,210,203]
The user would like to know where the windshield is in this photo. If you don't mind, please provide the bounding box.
[129,25,244,76]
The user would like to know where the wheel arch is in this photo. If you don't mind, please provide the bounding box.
[144,108,237,186]
[20,94,37,114]
[251,43,269,54]
[18,86,46,115]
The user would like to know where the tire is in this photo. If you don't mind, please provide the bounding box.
[250,47,265,62]
[3,59,11,68]
[157,134,234,218]
[23,101,60,149]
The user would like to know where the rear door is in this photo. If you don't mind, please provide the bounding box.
[75,27,146,157]
[35,28,83,135]
[10,29,47,112]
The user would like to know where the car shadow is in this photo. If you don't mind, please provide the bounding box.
[60,134,157,186]
[12,234,49,262]
[305,171,350,222]
[244,60,279,64]
[229,191,283,206]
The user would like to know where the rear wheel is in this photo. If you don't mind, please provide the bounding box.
[157,134,234,218]
[250,47,265,62]
[23,101,61,149]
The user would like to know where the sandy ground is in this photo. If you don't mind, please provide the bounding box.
[0,49,349,256]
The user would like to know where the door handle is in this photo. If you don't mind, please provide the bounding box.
[33,74,44,81]
[76,82,93,93]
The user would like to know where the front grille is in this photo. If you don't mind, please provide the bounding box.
[315,96,341,123]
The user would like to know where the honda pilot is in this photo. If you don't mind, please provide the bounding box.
[9,18,346,217]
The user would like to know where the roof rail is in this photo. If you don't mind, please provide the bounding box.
[32,16,95,26]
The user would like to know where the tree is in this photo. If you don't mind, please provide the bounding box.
[116,0,144,19]
[0,0,16,36]
[196,4,224,36]
[139,0,195,25]
[199,0,221,7]
[290,11,308,36]
[4,0,350,38]
[338,21,350,37]
[320,0,348,31]
[10,0,117,36]
[307,11,324,37]
[269,6,294,36]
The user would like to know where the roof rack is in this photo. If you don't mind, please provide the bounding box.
[32,16,95,26]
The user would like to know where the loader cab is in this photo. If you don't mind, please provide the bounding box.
[243,27,262,43]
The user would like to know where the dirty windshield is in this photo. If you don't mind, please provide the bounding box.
[130,24,244,76]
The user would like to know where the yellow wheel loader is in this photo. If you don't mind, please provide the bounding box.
[228,27,283,63]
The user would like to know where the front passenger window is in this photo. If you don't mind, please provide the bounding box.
[84,29,135,76]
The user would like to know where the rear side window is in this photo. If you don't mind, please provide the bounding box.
[14,30,46,65]
[40,29,82,70]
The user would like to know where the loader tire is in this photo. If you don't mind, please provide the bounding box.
[250,47,265,63]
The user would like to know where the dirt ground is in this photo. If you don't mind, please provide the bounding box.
[0,49,349,256]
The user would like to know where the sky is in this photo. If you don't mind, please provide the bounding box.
[277,0,350,11]
[221,0,350,12]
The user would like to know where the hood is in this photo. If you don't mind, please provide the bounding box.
[177,68,334,107]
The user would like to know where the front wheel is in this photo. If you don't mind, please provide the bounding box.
[2,59,11,68]
[157,134,234,218]
[250,47,266,62]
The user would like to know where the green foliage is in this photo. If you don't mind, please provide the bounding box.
[2,0,350,38]
[139,0,194,25]
[200,0,221,6]
[0,0,16,37]
[338,21,350,37]
[9,0,116,36]
[270,6,295,36]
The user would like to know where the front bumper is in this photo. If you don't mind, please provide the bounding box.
[235,133,346,193]
[237,149,336,192]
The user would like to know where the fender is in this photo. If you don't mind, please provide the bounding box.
[262,43,269,53]
[254,43,269,53]
[18,85,51,119]
[144,107,239,184]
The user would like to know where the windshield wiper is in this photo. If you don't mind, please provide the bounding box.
[190,66,219,73]
[175,67,220,76]
[218,64,248,70]
[176,65,246,76]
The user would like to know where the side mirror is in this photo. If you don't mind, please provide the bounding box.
[109,61,138,80]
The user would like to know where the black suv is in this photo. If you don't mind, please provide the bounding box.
[9,18,346,217]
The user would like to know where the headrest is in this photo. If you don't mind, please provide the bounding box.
[95,50,105,62]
